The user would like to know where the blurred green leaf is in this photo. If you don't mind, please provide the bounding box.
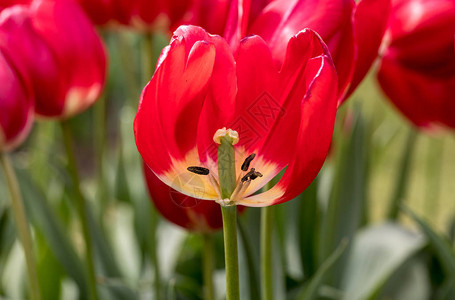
[436,277,455,300]
[403,206,455,278]
[15,167,89,298]
[387,128,418,220]
[86,206,137,299]
[298,179,320,280]
[319,106,369,286]
[0,206,15,294]
[296,239,348,300]
[375,256,430,300]
[238,216,260,300]
[276,199,305,281]
[340,223,425,300]
[36,231,63,300]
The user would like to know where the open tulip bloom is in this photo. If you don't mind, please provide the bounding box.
[135,25,338,207]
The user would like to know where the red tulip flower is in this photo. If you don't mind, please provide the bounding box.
[144,164,246,231]
[0,51,34,151]
[134,25,338,207]
[0,0,29,10]
[247,0,391,104]
[377,0,455,129]
[0,0,106,119]
[77,0,193,30]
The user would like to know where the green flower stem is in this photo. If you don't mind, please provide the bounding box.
[261,205,274,300]
[218,134,240,300]
[202,234,215,300]
[60,121,99,300]
[0,152,41,300]
[149,205,162,300]
[116,32,140,105]
[94,94,107,209]
[142,33,155,85]
[387,127,418,220]
[425,138,443,219]
[221,205,240,300]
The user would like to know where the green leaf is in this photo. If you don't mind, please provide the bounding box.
[86,206,138,299]
[387,128,418,220]
[14,167,89,298]
[296,239,348,300]
[319,106,369,286]
[298,179,320,280]
[375,256,430,300]
[0,206,15,294]
[402,206,455,278]
[238,216,260,300]
[36,231,63,300]
[340,223,425,300]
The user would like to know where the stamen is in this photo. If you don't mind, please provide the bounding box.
[249,171,263,180]
[208,173,221,197]
[230,180,244,202]
[241,168,256,182]
[187,166,210,175]
[241,168,263,182]
[241,153,256,171]
[237,179,251,199]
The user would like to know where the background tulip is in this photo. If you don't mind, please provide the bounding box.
[245,0,390,104]
[377,0,455,129]
[77,0,194,31]
[0,51,33,151]
[0,0,106,119]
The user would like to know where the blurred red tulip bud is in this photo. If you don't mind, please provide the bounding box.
[0,51,34,151]
[0,0,107,119]
[377,0,455,129]
[248,0,391,104]
[77,0,193,31]
[0,0,29,10]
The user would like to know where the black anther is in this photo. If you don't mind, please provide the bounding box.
[241,153,256,171]
[187,166,210,175]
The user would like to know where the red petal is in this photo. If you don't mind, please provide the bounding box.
[0,51,34,151]
[143,164,226,232]
[183,0,231,35]
[256,30,328,169]
[386,0,455,72]
[135,30,216,172]
[378,56,455,129]
[0,6,64,116]
[31,0,106,118]
[343,0,391,101]
[223,0,250,50]
[76,0,114,25]
[173,27,237,165]
[232,35,279,155]
[249,0,355,99]
[241,43,338,206]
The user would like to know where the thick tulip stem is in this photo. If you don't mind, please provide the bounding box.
[221,205,240,300]
[261,206,274,300]
[217,134,240,300]
[149,206,162,300]
[202,234,215,300]
[60,121,99,300]
[0,152,41,300]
